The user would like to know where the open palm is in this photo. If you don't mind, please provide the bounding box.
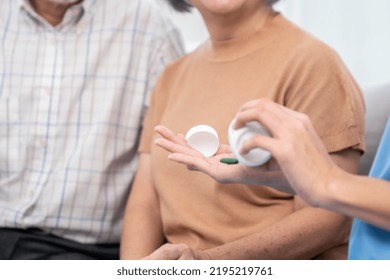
[154,125,277,186]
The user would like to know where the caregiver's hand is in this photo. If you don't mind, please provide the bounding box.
[234,98,340,205]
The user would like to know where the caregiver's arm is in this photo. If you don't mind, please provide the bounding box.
[235,99,390,231]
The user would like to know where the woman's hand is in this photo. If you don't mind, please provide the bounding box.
[154,125,278,186]
[142,243,211,260]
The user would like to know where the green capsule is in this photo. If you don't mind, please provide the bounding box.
[220,158,239,165]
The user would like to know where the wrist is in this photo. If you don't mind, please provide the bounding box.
[315,165,346,209]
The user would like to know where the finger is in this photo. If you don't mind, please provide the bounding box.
[178,248,197,260]
[234,106,282,137]
[234,99,308,143]
[217,144,233,155]
[168,153,210,173]
[155,138,202,157]
[177,133,187,145]
[238,99,300,138]
[155,125,186,145]
[142,244,184,260]
[234,100,272,129]
[237,99,264,112]
[239,134,277,155]
[232,99,266,130]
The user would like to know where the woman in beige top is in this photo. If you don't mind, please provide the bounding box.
[120,0,365,260]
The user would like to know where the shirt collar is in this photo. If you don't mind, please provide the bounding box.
[18,0,92,29]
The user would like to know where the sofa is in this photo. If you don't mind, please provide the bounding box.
[358,83,390,175]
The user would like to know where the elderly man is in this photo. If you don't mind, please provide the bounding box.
[0,0,183,259]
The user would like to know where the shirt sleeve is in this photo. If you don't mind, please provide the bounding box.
[141,23,185,122]
[138,19,185,153]
[284,43,366,154]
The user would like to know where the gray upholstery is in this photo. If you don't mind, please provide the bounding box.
[359,84,390,175]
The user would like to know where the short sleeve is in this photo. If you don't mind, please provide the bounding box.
[284,44,365,153]
[140,9,185,125]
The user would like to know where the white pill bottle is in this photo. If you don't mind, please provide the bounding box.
[228,119,271,166]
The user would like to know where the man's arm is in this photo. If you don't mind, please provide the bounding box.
[120,153,165,259]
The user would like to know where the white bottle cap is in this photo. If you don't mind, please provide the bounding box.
[185,125,219,158]
[228,119,271,166]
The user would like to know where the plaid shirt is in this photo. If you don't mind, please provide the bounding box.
[0,0,184,243]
